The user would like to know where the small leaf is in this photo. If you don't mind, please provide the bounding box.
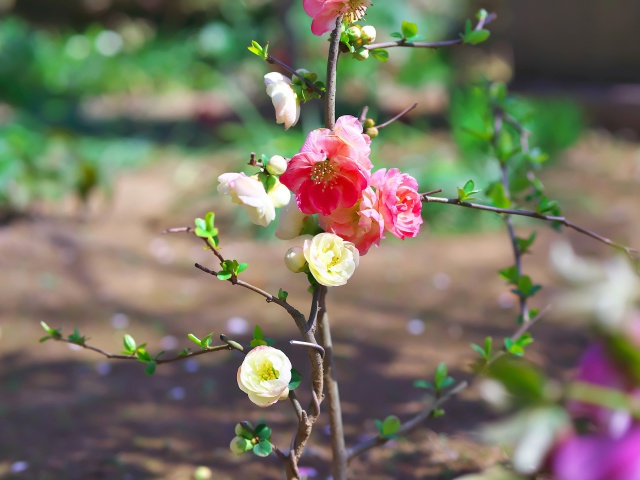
[200,332,214,349]
[247,40,265,58]
[487,182,511,209]
[217,271,232,281]
[381,415,401,436]
[471,343,486,357]
[145,361,157,376]
[370,49,389,63]
[188,333,202,346]
[413,379,433,390]
[254,325,264,341]
[464,29,491,45]
[401,20,418,39]
[390,32,403,39]
[123,334,136,353]
[205,212,215,231]
[178,348,191,357]
[136,349,152,363]
[289,369,302,390]
[516,232,537,254]
[39,336,51,343]
[374,419,384,434]
[250,339,268,347]
[237,263,248,274]
[432,408,445,418]
[278,289,289,302]
[499,265,519,284]
[253,440,272,457]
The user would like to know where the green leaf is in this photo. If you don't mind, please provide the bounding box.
[516,232,537,254]
[289,368,302,390]
[374,419,384,434]
[265,175,277,193]
[401,21,418,39]
[463,29,491,45]
[485,336,493,357]
[253,440,272,457]
[381,415,401,437]
[68,328,85,345]
[247,40,265,58]
[40,321,62,338]
[200,332,214,349]
[250,339,268,347]
[499,265,519,284]
[458,179,481,201]
[370,49,389,63]
[205,212,215,231]
[434,362,455,392]
[462,125,493,140]
[145,361,157,375]
[432,408,445,418]
[237,263,248,274]
[471,343,486,358]
[487,182,511,209]
[278,289,288,302]
[390,32,403,39]
[136,349,152,363]
[123,334,136,353]
[406,34,425,42]
[188,333,202,346]
[253,325,263,341]
[413,379,433,390]
[217,271,232,281]
[178,348,191,357]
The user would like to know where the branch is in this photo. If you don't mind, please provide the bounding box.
[266,55,325,97]
[493,109,529,323]
[364,13,496,51]
[52,337,233,364]
[421,196,639,259]
[324,15,343,130]
[376,103,417,129]
[346,307,551,462]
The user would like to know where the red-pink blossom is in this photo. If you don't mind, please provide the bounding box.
[281,122,372,216]
[371,168,423,239]
[301,115,371,168]
[303,0,371,36]
[319,187,384,255]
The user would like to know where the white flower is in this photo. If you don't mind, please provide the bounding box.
[237,346,292,407]
[284,246,307,273]
[217,172,275,227]
[303,233,359,287]
[264,72,300,130]
[266,155,288,176]
[267,177,291,209]
[276,196,309,240]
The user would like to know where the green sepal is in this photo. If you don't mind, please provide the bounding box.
[289,369,302,390]
[145,361,157,376]
[278,288,289,302]
[255,424,271,441]
[252,440,272,457]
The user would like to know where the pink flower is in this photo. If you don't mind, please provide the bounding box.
[301,115,371,167]
[303,0,371,36]
[552,427,640,480]
[371,168,423,239]
[319,187,384,255]
[280,125,371,216]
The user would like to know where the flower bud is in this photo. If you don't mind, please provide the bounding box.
[346,25,361,43]
[284,247,307,273]
[266,155,288,176]
[360,25,376,44]
[235,422,254,439]
[354,47,369,61]
[363,118,376,129]
[365,126,379,138]
[230,436,253,455]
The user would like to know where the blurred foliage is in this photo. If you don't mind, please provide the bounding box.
[0,0,583,229]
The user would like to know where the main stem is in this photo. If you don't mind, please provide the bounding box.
[321,15,348,480]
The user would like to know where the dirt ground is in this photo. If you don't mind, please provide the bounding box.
[0,132,638,480]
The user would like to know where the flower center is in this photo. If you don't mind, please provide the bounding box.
[257,360,279,381]
[310,159,337,190]
[344,0,370,23]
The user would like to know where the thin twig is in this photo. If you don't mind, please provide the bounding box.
[421,196,639,259]
[346,307,551,462]
[358,105,369,124]
[364,13,496,51]
[266,55,325,97]
[324,15,343,130]
[53,337,232,364]
[288,390,305,423]
[290,340,325,358]
[376,103,418,129]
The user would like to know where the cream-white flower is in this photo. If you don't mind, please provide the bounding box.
[284,246,307,273]
[237,346,292,407]
[266,155,288,176]
[303,233,359,287]
[264,72,300,130]
[276,196,309,240]
[266,177,291,209]
[217,172,275,227]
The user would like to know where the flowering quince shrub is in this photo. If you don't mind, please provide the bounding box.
[40,3,640,480]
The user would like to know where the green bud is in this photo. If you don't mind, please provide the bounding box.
[360,25,377,44]
[354,47,369,61]
[365,126,379,138]
[230,436,253,455]
[346,25,361,43]
[284,247,307,273]
[235,422,254,439]
[363,118,376,129]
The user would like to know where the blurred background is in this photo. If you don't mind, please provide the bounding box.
[0,0,638,479]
